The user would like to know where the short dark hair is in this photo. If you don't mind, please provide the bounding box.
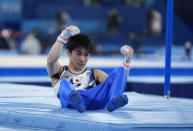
[66,34,94,53]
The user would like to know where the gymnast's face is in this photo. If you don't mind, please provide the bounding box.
[67,47,90,71]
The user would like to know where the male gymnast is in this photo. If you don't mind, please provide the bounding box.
[47,25,134,112]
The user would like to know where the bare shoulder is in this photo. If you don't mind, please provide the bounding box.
[50,65,64,86]
[93,69,108,84]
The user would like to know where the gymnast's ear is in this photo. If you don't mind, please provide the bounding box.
[66,49,72,57]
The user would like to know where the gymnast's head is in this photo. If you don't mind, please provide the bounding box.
[66,34,94,70]
[66,34,94,54]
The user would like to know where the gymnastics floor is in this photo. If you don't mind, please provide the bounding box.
[0,83,193,131]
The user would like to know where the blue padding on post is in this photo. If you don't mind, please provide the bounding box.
[164,0,173,97]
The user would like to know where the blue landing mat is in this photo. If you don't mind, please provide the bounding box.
[0,83,193,131]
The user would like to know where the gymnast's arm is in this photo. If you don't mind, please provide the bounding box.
[93,69,109,84]
[120,45,134,76]
[93,45,134,84]
[47,25,80,86]
[47,40,64,86]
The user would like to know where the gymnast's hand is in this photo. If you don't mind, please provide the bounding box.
[120,45,134,68]
[57,25,80,44]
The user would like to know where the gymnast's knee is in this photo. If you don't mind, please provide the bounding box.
[113,66,126,74]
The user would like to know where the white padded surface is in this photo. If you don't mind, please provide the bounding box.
[0,83,193,131]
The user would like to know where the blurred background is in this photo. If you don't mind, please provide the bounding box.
[0,0,192,57]
[0,0,193,98]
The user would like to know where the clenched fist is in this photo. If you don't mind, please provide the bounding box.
[57,25,80,44]
[120,45,134,69]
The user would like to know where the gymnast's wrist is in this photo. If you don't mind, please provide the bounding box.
[57,35,68,44]
[123,61,131,69]
[57,31,73,44]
